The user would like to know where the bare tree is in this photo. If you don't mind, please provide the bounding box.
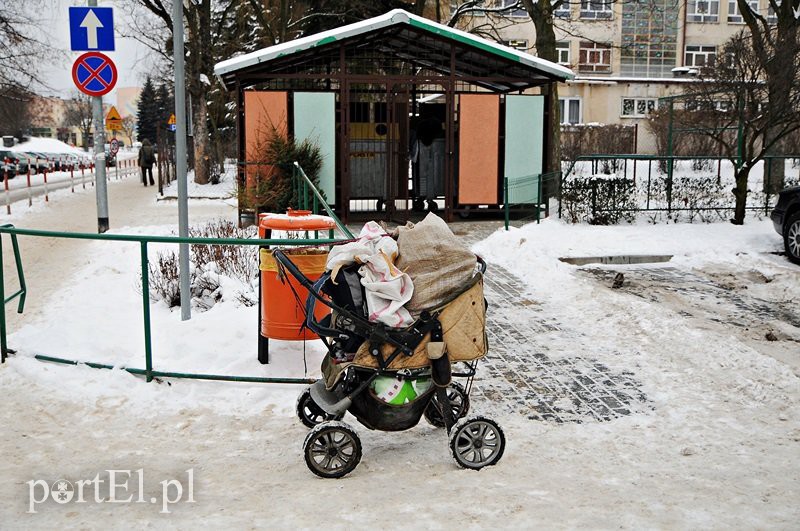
[678,30,800,224]
[0,86,32,139]
[121,115,137,145]
[736,0,800,192]
[128,0,233,185]
[0,2,57,92]
[64,94,94,152]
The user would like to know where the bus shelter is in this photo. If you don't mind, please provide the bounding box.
[214,9,574,223]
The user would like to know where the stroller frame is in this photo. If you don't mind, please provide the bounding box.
[272,249,505,478]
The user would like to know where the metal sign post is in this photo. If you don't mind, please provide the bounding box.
[71,1,113,233]
[172,0,191,320]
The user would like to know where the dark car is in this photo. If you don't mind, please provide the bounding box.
[25,152,54,174]
[771,185,800,264]
[0,149,18,178]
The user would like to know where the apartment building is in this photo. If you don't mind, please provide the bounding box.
[481,0,777,152]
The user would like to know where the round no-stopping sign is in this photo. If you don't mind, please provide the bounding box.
[110,138,119,154]
[72,51,117,97]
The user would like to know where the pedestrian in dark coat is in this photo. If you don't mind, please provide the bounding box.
[138,138,156,186]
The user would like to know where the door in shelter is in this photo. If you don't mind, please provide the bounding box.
[294,92,336,206]
[458,94,500,206]
[386,84,410,222]
[243,91,287,193]
[504,95,544,204]
[347,89,389,214]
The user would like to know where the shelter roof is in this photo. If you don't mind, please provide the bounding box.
[214,9,574,92]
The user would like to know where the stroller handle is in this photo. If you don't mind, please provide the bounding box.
[476,255,487,274]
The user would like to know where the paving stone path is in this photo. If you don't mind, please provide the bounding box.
[452,221,650,424]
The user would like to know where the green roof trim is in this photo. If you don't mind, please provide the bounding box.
[407,18,521,64]
[315,36,337,47]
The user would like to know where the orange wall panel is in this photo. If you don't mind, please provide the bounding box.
[458,94,499,205]
[244,91,288,189]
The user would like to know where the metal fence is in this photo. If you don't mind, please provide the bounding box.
[0,224,345,383]
[3,157,139,215]
[560,154,800,223]
[503,172,561,230]
[0,162,352,383]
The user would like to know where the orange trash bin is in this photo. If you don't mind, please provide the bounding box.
[258,210,336,356]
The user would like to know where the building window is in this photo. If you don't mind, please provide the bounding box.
[503,39,529,52]
[619,0,679,78]
[578,41,612,72]
[727,0,758,22]
[687,0,719,22]
[499,0,528,17]
[684,45,716,67]
[556,41,571,65]
[553,0,571,18]
[767,0,781,23]
[580,0,613,19]
[685,99,732,111]
[621,97,658,118]
[559,98,582,124]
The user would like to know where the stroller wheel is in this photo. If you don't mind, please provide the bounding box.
[303,421,362,479]
[423,382,470,428]
[296,387,343,429]
[449,415,505,470]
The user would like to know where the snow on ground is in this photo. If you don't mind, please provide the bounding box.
[0,179,798,528]
[160,165,237,200]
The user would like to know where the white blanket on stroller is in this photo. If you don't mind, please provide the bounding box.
[326,222,414,328]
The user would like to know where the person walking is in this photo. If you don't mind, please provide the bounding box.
[138,138,156,186]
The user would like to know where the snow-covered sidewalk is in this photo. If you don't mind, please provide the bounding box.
[0,186,798,528]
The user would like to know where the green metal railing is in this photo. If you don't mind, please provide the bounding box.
[503,172,560,230]
[561,154,800,218]
[0,224,346,384]
[0,225,27,363]
[292,162,354,239]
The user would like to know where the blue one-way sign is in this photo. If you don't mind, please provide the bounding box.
[69,7,115,51]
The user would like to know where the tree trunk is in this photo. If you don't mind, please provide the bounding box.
[191,92,210,184]
[731,165,751,225]
[184,0,212,185]
[523,0,563,174]
[763,138,786,195]
[738,0,798,193]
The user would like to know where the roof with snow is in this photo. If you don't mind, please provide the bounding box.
[214,9,573,92]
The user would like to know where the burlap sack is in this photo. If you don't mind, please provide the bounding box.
[350,277,487,371]
[321,277,488,388]
[396,212,477,313]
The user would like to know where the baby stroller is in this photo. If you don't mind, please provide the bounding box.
[272,249,506,479]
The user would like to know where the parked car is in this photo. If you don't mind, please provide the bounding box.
[11,151,29,175]
[0,149,19,178]
[771,185,800,265]
[25,152,53,174]
[44,153,65,171]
